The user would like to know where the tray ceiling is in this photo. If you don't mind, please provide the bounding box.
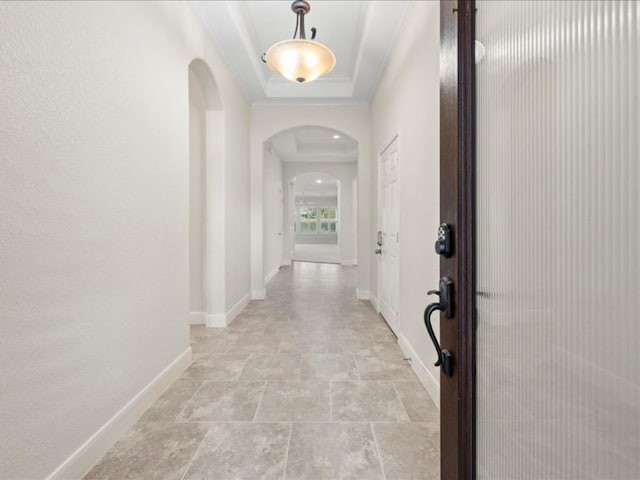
[191,1,409,104]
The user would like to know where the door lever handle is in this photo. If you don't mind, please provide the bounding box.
[423,278,454,377]
[424,302,453,376]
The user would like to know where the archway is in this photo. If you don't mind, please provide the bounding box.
[188,59,225,326]
[254,123,364,298]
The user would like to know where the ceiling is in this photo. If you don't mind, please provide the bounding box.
[191,1,409,104]
[294,173,338,198]
[268,126,357,163]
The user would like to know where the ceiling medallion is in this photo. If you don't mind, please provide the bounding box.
[261,0,336,84]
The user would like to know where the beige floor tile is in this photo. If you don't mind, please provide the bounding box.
[373,422,440,480]
[178,381,266,422]
[355,351,418,381]
[300,353,359,381]
[138,378,202,423]
[182,353,250,381]
[183,423,290,480]
[231,332,281,354]
[239,353,301,380]
[394,381,440,423]
[255,381,330,421]
[285,423,384,480]
[331,381,410,422]
[83,422,207,480]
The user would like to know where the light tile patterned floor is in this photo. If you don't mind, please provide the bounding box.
[84,263,440,480]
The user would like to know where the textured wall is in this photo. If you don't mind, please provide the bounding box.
[0,2,250,478]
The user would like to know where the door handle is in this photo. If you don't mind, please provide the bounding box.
[377,230,383,246]
[423,277,454,376]
[375,248,382,255]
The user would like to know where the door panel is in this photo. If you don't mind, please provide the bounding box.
[475,1,640,479]
[379,137,400,333]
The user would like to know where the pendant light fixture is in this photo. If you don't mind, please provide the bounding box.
[262,0,336,84]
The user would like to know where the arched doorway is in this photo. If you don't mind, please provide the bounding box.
[256,125,360,297]
[188,59,225,326]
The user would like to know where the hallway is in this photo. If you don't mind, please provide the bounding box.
[84,263,440,480]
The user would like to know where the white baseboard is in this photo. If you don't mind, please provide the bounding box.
[225,292,250,326]
[205,313,227,328]
[46,347,192,480]
[356,289,370,300]
[369,292,380,312]
[264,265,280,285]
[398,333,440,410]
[280,259,291,267]
[189,311,205,325]
[205,293,251,328]
[341,259,358,266]
[251,289,266,300]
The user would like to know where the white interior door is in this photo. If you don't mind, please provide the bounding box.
[379,137,400,334]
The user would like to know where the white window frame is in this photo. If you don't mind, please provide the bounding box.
[296,206,338,235]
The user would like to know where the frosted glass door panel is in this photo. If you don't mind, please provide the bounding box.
[476,1,639,478]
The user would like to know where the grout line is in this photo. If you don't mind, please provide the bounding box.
[297,354,304,381]
[180,425,208,480]
[352,353,362,381]
[175,381,205,422]
[391,381,412,422]
[281,423,293,480]
[370,422,388,480]
[329,381,333,422]
[252,381,269,422]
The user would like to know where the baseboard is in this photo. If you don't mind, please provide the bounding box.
[205,313,227,328]
[189,311,205,325]
[264,265,280,285]
[225,292,250,327]
[398,333,440,410]
[341,259,358,266]
[369,292,380,312]
[251,289,266,300]
[356,289,370,300]
[46,347,192,480]
[280,260,291,267]
[205,293,251,328]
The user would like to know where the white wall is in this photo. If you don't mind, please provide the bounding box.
[263,143,284,282]
[284,163,357,265]
[189,70,206,313]
[251,106,371,299]
[0,2,250,479]
[370,1,441,404]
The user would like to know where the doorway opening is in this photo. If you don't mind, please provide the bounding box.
[259,126,359,293]
[187,59,225,326]
[291,172,341,264]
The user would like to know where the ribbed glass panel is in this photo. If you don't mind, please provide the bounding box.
[476,1,639,478]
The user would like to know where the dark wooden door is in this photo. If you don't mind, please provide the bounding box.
[439,1,475,479]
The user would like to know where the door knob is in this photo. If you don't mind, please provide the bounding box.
[423,277,454,377]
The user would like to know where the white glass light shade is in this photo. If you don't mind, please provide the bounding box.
[265,39,336,83]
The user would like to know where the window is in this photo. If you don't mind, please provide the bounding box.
[296,207,337,234]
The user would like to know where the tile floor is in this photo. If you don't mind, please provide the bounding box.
[84,263,440,480]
